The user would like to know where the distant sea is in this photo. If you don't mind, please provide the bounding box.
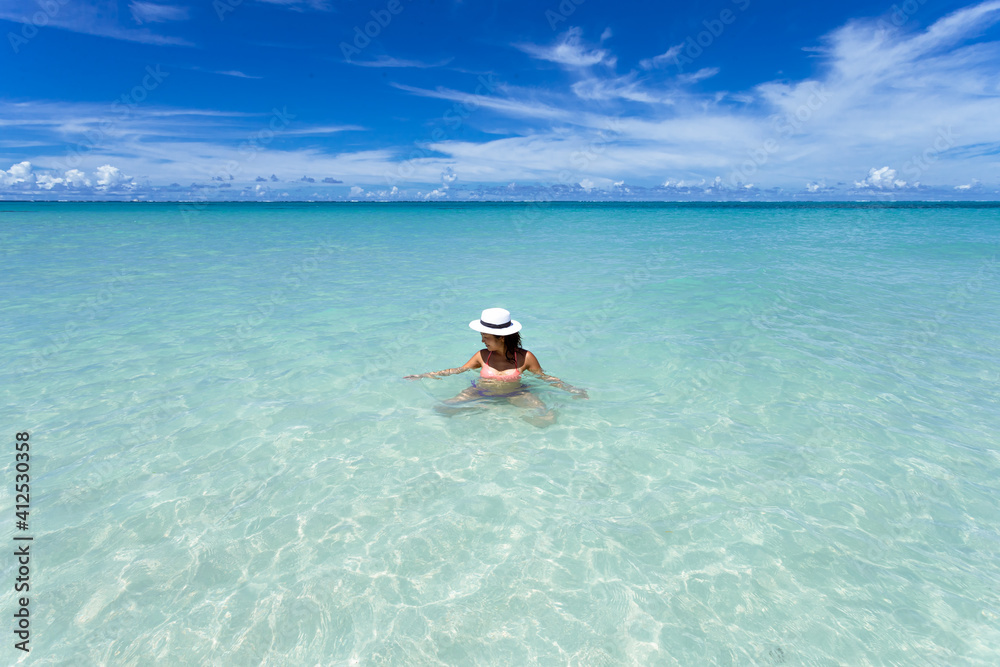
[2,201,999,664]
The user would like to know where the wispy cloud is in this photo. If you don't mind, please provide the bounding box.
[349,56,454,68]
[3,3,1000,199]
[677,67,719,85]
[570,73,670,104]
[129,2,190,25]
[283,125,365,136]
[639,45,683,70]
[210,70,262,79]
[515,27,613,68]
[389,83,580,123]
[185,66,264,79]
[0,1,192,46]
[387,3,1000,191]
[254,0,333,11]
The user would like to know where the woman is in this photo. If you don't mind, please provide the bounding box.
[404,308,588,425]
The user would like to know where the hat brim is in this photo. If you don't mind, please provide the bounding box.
[469,319,521,335]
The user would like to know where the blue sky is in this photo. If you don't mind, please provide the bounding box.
[1,0,999,200]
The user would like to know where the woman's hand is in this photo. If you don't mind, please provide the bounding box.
[570,388,589,399]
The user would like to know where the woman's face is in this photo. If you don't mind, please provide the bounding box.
[481,333,504,352]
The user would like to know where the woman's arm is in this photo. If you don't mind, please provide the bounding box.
[404,351,483,380]
[523,352,589,399]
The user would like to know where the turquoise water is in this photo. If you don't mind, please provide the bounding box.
[2,201,999,664]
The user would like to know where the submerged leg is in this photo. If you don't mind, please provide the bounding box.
[434,386,484,416]
[508,392,555,427]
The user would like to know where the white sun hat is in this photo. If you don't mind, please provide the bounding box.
[469,308,521,335]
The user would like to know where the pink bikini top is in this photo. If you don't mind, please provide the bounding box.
[480,350,523,381]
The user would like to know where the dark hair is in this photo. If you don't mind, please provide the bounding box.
[501,332,524,364]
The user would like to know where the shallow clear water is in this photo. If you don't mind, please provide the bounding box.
[2,201,999,664]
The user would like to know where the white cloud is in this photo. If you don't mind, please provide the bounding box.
[129,2,189,24]
[571,73,669,104]
[1,161,35,187]
[4,3,1000,198]
[212,70,262,79]
[64,169,91,187]
[254,0,332,10]
[0,2,191,46]
[390,83,578,123]
[95,164,135,190]
[640,44,683,70]
[2,162,96,192]
[516,28,610,67]
[677,67,720,85]
[349,56,453,68]
[854,166,907,189]
[36,174,63,190]
[283,125,365,136]
[349,186,364,196]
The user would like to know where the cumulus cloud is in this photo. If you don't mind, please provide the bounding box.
[1,162,114,193]
[349,186,364,196]
[95,164,135,190]
[1,161,35,187]
[4,4,999,199]
[854,166,907,189]
[36,174,63,190]
[64,169,91,187]
[300,176,315,183]
[322,177,342,183]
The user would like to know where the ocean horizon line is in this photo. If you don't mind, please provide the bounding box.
[3,199,1000,207]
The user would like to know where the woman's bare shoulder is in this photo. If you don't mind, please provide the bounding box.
[522,350,543,370]
[460,350,486,369]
